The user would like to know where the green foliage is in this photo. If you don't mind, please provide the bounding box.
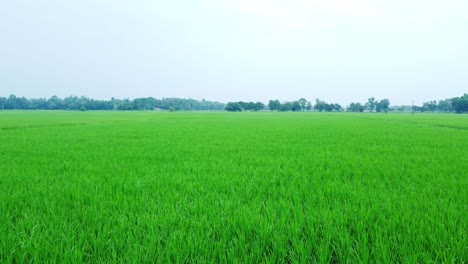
[452,93,468,113]
[279,101,301,112]
[268,100,281,111]
[305,101,312,111]
[0,111,466,262]
[0,95,225,111]
[348,102,365,112]
[2,94,466,114]
[349,98,390,113]
[266,99,340,112]
[376,99,390,113]
[423,100,437,112]
[366,97,376,112]
[298,98,307,111]
[291,101,302,111]
[314,99,342,112]
[225,101,265,112]
[225,102,243,112]
[437,99,453,112]
[314,99,327,112]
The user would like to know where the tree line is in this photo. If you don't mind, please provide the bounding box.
[225,98,387,113]
[347,98,390,113]
[0,95,225,111]
[1,93,467,113]
[225,101,265,112]
[226,98,344,112]
[412,94,468,113]
[225,94,468,114]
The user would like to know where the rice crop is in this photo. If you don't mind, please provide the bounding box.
[1,111,467,263]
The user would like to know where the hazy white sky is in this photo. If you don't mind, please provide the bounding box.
[1,0,467,105]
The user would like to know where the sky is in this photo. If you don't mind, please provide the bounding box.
[0,0,467,105]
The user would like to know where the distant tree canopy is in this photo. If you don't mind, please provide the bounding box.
[267,99,303,112]
[451,94,468,113]
[265,98,342,112]
[225,101,265,112]
[366,97,377,112]
[437,99,453,112]
[422,100,438,112]
[348,102,366,112]
[313,99,343,112]
[268,100,281,111]
[348,98,390,113]
[408,94,467,114]
[0,95,225,111]
[1,94,467,114]
[376,99,390,113]
[224,102,243,112]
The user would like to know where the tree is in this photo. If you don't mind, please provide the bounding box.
[48,95,63,110]
[348,102,365,112]
[225,102,243,112]
[305,101,312,111]
[247,102,256,111]
[0,97,5,110]
[314,99,326,112]
[428,100,437,112]
[334,103,343,112]
[423,100,437,112]
[366,97,376,112]
[116,99,134,110]
[5,94,18,109]
[298,98,307,111]
[437,99,453,112]
[291,101,302,112]
[0,95,225,111]
[29,98,48,109]
[133,97,157,110]
[280,101,293,112]
[452,94,468,113]
[236,101,248,111]
[253,102,265,111]
[313,99,342,112]
[412,105,423,112]
[268,100,281,111]
[376,99,390,113]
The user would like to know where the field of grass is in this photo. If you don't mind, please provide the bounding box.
[1,111,467,262]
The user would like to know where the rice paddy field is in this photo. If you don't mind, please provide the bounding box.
[0,111,467,263]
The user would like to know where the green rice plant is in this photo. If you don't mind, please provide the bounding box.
[0,111,466,262]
